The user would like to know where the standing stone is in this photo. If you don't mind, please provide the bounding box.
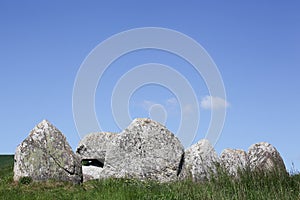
[180,139,219,182]
[247,142,286,173]
[220,149,247,177]
[76,132,116,164]
[101,118,184,182]
[13,120,82,184]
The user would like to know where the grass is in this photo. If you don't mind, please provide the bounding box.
[1,155,300,199]
[0,155,14,169]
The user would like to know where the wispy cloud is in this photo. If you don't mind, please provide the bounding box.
[182,104,195,115]
[138,98,180,115]
[200,95,230,110]
[140,100,156,110]
[138,96,228,115]
[166,97,178,107]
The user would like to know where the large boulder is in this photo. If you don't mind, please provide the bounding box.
[220,149,247,177]
[180,139,219,182]
[13,120,82,184]
[76,132,116,164]
[101,118,184,182]
[247,142,286,173]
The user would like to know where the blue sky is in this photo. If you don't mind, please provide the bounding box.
[1,1,299,171]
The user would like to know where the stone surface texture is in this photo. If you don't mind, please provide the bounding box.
[13,120,82,184]
[76,132,116,164]
[220,149,247,177]
[180,139,219,182]
[82,166,103,182]
[100,118,184,182]
[247,142,286,173]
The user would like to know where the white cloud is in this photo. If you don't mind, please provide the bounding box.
[200,95,230,110]
[166,97,178,106]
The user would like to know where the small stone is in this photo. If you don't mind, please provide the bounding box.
[247,142,286,174]
[82,166,103,182]
[76,132,116,164]
[76,132,117,182]
[180,139,219,182]
[220,149,247,177]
